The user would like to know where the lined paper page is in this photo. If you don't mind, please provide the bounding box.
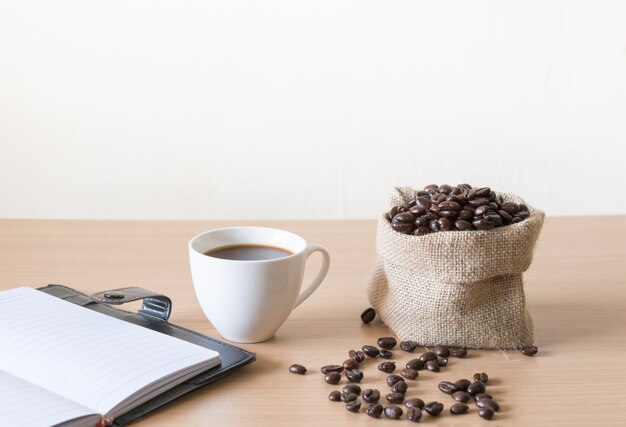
[0,370,98,427]
[0,287,220,416]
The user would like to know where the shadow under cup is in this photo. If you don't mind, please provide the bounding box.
[189,227,315,343]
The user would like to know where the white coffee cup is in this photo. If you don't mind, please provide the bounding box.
[189,226,330,343]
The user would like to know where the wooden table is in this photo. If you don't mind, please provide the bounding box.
[1,218,625,426]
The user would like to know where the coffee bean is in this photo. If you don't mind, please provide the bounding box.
[400,341,419,353]
[405,398,425,410]
[501,201,520,214]
[473,218,495,230]
[324,372,341,385]
[320,365,343,374]
[342,384,361,395]
[289,364,306,375]
[439,184,452,194]
[424,401,444,416]
[450,348,468,358]
[439,217,454,231]
[392,212,415,223]
[478,399,500,412]
[498,210,513,224]
[511,216,524,224]
[425,360,440,372]
[452,391,471,402]
[521,345,538,356]
[360,307,376,324]
[469,197,490,208]
[429,219,441,231]
[438,201,461,211]
[377,337,397,350]
[474,205,490,216]
[475,187,491,197]
[341,392,358,402]
[346,401,361,413]
[386,392,405,404]
[419,351,437,362]
[391,381,408,394]
[386,374,404,387]
[437,381,457,394]
[384,405,403,419]
[405,358,425,370]
[349,350,365,363]
[400,368,419,380]
[407,407,422,422]
[362,345,379,358]
[341,359,358,371]
[450,402,469,415]
[346,369,364,383]
[439,210,458,219]
[454,379,471,391]
[362,389,381,403]
[475,392,493,402]
[473,372,488,384]
[365,403,384,418]
[409,205,426,216]
[328,390,341,401]
[455,219,473,230]
[467,381,486,395]
[378,361,396,373]
[433,344,450,357]
[391,220,414,234]
[437,357,448,367]
[414,226,430,236]
[478,407,495,420]
[379,349,394,359]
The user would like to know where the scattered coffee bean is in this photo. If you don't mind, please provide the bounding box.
[366,403,384,418]
[341,392,358,402]
[378,337,397,350]
[349,350,365,363]
[450,348,468,358]
[425,360,440,372]
[362,389,381,403]
[473,372,489,384]
[450,403,469,415]
[407,407,422,422]
[437,357,448,367]
[379,349,393,359]
[346,369,364,383]
[342,359,359,370]
[378,362,396,373]
[362,345,380,358]
[477,399,500,412]
[405,358,425,370]
[400,341,419,352]
[342,385,361,395]
[475,392,493,402]
[452,391,471,402]
[400,368,419,380]
[346,401,361,413]
[521,345,538,356]
[384,405,403,419]
[386,184,530,235]
[391,381,408,394]
[320,365,343,374]
[386,374,404,387]
[467,381,486,395]
[419,351,437,362]
[289,364,306,375]
[437,381,457,394]
[433,344,450,357]
[328,390,341,401]
[424,401,444,416]
[405,398,425,410]
[386,392,405,404]
[454,379,471,391]
[479,407,495,420]
[324,372,341,385]
[361,307,376,324]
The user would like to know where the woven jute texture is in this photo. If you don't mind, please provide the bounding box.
[366,187,545,349]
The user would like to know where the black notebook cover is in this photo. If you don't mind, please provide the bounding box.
[37,284,256,426]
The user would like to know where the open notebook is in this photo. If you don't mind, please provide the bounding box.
[0,287,221,427]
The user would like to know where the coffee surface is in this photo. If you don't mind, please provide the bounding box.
[204,244,292,261]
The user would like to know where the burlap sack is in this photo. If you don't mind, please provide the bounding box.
[366,187,544,349]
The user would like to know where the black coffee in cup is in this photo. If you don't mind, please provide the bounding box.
[204,244,292,261]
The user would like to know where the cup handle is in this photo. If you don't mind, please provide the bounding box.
[294,243,330,308]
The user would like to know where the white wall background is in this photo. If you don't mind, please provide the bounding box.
[1,0,625,220]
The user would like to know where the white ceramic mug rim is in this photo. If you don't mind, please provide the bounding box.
[188,226,308,264]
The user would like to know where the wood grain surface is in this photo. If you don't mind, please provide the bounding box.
[0,217,624,426]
